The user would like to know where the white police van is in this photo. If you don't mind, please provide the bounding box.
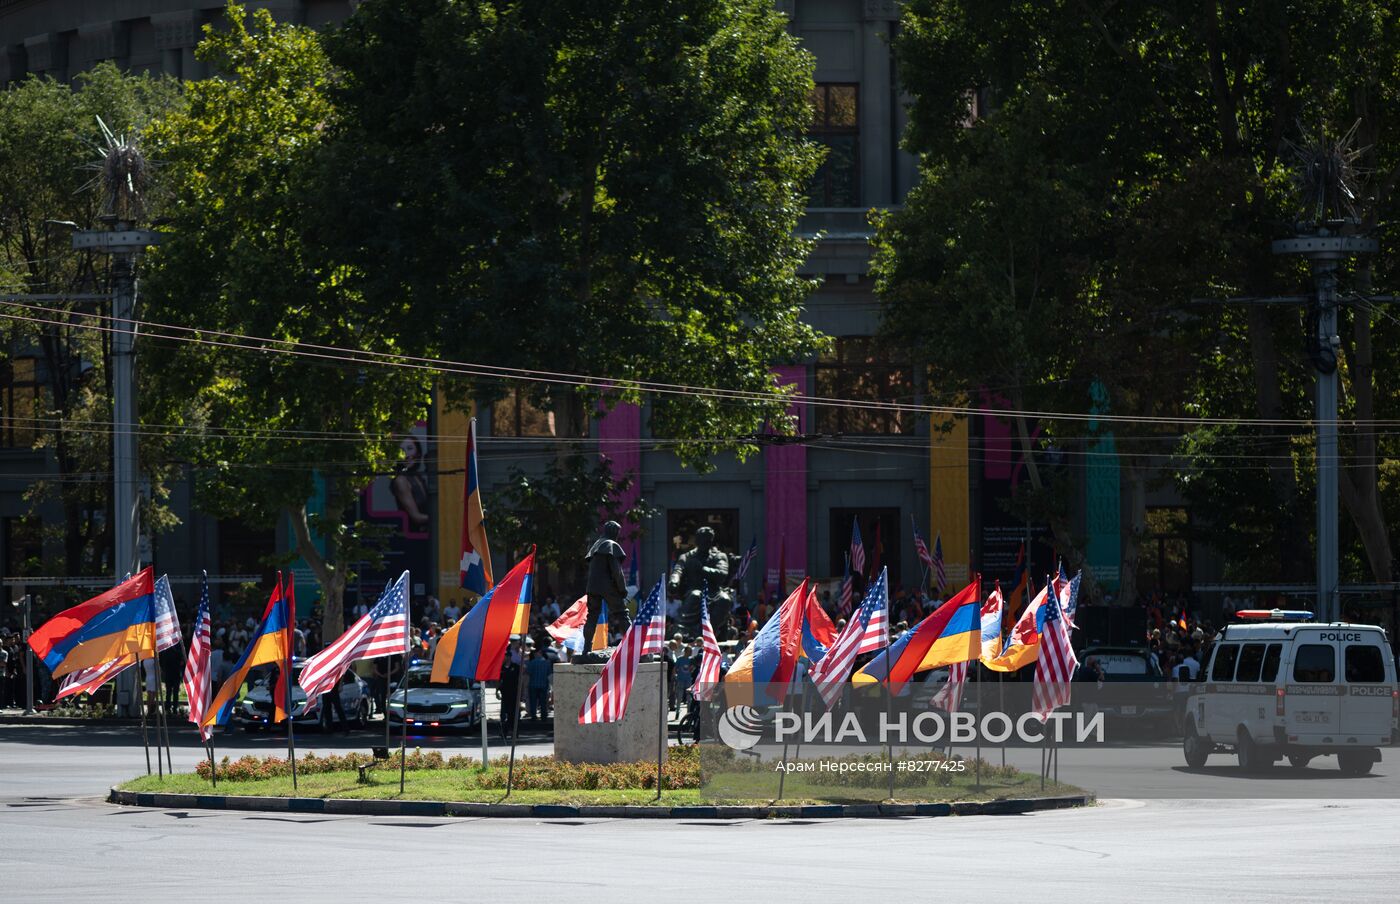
[1182,610,1397,774]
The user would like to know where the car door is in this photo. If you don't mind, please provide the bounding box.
[1285,636,1340,745]
[1203,644,1239,740]
[1339,636,1393,746]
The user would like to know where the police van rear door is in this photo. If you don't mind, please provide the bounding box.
[1338,630,1394,746]
[1285,632,1341,745]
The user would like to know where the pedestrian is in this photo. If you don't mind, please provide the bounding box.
[498,652,521,739]
[160,642,183,714]
[320,679,349,734]
[525,648,552,721]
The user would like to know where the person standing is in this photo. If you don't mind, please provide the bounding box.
[498,653,522,739]
[525,648,552,721]
[160,642,184,714]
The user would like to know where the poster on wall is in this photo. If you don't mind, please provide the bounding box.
[353,421,432,608]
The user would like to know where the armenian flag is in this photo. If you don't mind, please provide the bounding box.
[854,576,981,690]
[724,579,808,707]
[27,568,157,678]
[433,548,535,683]
[203,575,294,727]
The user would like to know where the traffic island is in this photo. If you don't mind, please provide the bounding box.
[111,746,1091,818]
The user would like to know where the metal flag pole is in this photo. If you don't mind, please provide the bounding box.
[655,651,667,801]
[208,736,217,788]
[156,663,172,776]
[284,574,298,792]
[504,641,527,797]
[882,638,896,802]
[777,682,793,801]
[135,650,151,775]
[999,671,1006,768]
[479,679,489,768]
[399,586,412,795]
[399,646,409,795]
[973,662,982,789]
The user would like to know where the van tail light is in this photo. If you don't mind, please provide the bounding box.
[1392,689,1398,721]
[1276,688,1286,717]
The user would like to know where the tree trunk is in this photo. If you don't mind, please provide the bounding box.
[287,502,345,646]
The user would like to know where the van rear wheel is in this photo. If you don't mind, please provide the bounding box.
[1183,722,1210,768]
[1236,727,1266,772]
[1338,751,1374,776]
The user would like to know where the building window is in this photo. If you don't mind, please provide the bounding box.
[490,387,588,438]
[808,83,859,207]
[814,337,913,434]
[1138,507,1190,596]
[1,356,40,449]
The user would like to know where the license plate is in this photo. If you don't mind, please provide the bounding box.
[1120,705,1138,716]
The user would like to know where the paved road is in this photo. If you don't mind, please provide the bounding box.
[4,724,1400,903]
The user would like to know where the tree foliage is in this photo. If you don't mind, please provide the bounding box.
[144,7,431,640]
[876,0,1400,590]
[310,0,828,464]
[0,64,182,576]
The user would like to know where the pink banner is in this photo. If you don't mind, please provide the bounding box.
[765,365,808,591]
[597,400,641,539]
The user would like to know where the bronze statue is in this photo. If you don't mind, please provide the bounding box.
[582,520,629,655]
[669,526,732,637]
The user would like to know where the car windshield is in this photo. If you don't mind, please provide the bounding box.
[402,671,470,691]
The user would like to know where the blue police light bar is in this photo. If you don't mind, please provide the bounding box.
[1235,608,1315,621]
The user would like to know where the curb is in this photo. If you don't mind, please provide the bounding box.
[108,786,1090,820]
[2,715,145,726]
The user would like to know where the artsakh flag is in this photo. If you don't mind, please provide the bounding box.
[460,417,493,596]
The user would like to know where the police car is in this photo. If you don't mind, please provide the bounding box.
[1182,609,1397,774]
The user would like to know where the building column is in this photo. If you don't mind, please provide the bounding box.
[861,1,898,208]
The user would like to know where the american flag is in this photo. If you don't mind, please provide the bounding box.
[298,570,411,708]
[1061,565,1081,627]
[810,566,890,710]
[691,590,723,702]
[849,517,865,576]
[933,533,947,597]
[182,573,214,741]
[912,518,934,572]
[931,660,967,713]
[1031,584,1078,718]
[579,577,666,724]
[734,537,758,585]
[55,656,133,701]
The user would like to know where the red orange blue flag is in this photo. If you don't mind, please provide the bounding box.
[434,548,535,682]
[28,567,157,679]
[204,574,293,727]
[854,576,982,691]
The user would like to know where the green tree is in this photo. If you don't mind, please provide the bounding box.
[877,0,1400,593]
[310,0,827,464]
[144,6,430,642]
[0,64,182,576]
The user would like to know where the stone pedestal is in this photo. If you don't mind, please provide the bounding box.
[553,661,667,764]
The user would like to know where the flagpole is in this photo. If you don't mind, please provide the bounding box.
[504,639,527,797]
[882,631,895,802]
[973,661,981,790]
[399,647,409,794]
[284,574,298,792]
[777,681,792,801]
[136,649,151,775]
[999,670,1006,768]
[479,679,489,768]
[655,649,666,801]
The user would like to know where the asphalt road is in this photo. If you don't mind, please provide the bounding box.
[4,723,1400,903]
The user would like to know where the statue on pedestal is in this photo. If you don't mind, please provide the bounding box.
[582,520,629,656]
[669,526,732,638]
